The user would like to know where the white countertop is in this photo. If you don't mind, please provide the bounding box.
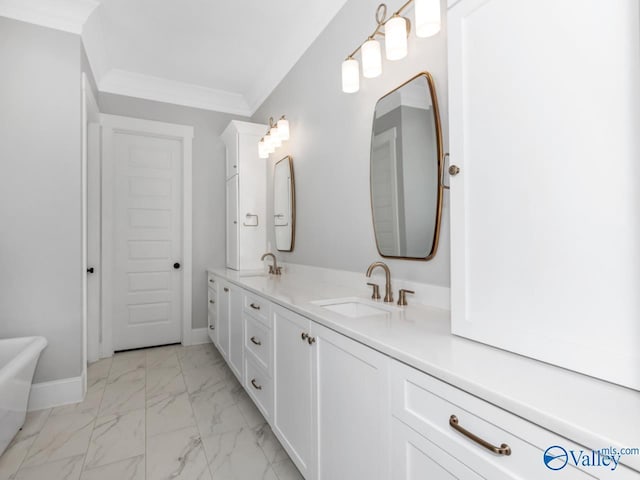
[210,267,640,472]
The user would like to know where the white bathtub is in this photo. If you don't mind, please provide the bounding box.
[0,336,47,455]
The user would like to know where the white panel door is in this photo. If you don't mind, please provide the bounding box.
[273,305,314,479]
[226,176,239,270]
[111,131,182,350]
[371,127,401,254]
[312,322,389,480]
[228,285,243,381]
[217,281,230,359]
[448,0,640,389]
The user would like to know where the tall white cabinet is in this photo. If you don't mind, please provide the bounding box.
[447,0,640,390]
[221,121,267,271]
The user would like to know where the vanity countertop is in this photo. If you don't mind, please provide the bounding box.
[209,267,640,471]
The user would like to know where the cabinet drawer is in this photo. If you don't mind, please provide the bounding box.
[243,293,269,325]
[244,314,271,373]
[391,361,595,480]
[245,357,272,421]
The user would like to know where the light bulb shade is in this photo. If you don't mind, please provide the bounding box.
[385,16,408,61]
[341,58,360,93]
[258,139,269,159]
[361,39,382,78]
[276,118,290,140]
[415,0,441,38]
[264,133,275,153]
[271,133,282,148]
[270,125,279,140]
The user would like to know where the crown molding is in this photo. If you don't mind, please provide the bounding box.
[0,0,99,35]
[99,69,252,117]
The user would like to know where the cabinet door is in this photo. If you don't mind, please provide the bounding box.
[448,0,640,389]
[273,305,314,479]
[312,322,389,480]
[225,133,238,180]
[227,286,244,381]
[392,419,484,480]
[225,176,239,270]
[216,281,230,359]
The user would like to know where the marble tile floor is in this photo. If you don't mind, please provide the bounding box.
[0,343,303,480]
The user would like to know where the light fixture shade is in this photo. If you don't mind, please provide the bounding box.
[341,58,360,93]
[385,16,408,60]
[361,39,382,78]
[271,132,282,148]
[258,139,269,159]
[264,133,275,153]
[415,0,441,37]
[276,117,290,140]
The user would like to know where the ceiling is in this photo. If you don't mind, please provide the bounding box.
[1,0,349,115]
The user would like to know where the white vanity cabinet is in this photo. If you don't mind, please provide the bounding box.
[221,120,267,271]
[273,305,315,479]
[447,0,640,389]
[215,280,230,359]
[311,322,389,480]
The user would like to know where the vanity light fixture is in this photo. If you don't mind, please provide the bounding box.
[341,0,441,93]
[258,116,290,159]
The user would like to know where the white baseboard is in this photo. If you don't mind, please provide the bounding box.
[28,372,85,411]
[189,328,211,346]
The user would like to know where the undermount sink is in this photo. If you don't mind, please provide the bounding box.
[311,298,397,318]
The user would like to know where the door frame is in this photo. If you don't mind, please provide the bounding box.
[100,114,194,356]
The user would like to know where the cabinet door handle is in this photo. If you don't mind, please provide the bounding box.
[449,415,511,456]
[307,336,316,345]
[209,300,215,304]
[250,303,260,310]
[250,336,262,346]
[209,279,214,283]
[209,325,215,330]
[224,287,229,292]
[251,379,262,390]
[301,332,309,341]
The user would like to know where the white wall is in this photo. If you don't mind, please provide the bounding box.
[252,0,450,286]
[98,93,246,329]
[0,17,83,383]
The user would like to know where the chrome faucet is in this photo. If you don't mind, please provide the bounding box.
[366,261,393,303]
[261,252,282,275]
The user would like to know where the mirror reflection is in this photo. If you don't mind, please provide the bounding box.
[370,72,443,260]
[273,156,295,252]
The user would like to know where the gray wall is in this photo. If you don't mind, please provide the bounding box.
[0,18,83,383]
[99,93,246,329]
[252,0,450,286]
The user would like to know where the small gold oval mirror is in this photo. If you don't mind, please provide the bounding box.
[370,72,444,260]
[274,156,295,252]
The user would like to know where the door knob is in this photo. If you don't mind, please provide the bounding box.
[173,263,181,269]
[86,267,95,274]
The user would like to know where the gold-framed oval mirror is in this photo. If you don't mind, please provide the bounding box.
[370,71,444,260]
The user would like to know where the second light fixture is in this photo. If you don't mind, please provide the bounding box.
[342,0,441,93]
[258,116,290,159]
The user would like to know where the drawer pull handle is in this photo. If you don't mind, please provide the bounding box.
[251,379,262,390]
[224,287,229,292]
[209,279,214,283]
[250,303,261,310]
[449,415,511,456]
[209,325,215,330]
[209,300,215,304]
[307,336,316,345]
[301,332,309,341]
[250,336,262,346]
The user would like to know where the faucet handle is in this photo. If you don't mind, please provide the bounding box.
[274,266,282,275]
[397,289,415,306]
[366,282,381,300]
[268,265,275,274]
